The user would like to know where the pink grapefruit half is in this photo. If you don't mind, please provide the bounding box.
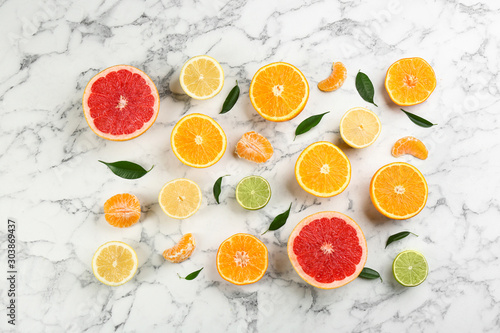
[287,211,367,289]
[82,65,160,141]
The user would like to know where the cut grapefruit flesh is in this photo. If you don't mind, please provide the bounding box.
[288,211,367,289]
[83,65,160,141]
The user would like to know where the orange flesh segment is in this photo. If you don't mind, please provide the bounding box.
[235,131,274,163]
[318,62,347,92]
[392,136,428,160]
[163,233,196,263]
[385,57,436,106]
[216,234,268,285]
[104,193,141,228]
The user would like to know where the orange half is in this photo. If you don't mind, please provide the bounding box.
[216,233,268,285]
[249,62,309,122]
[295,141,351,197]
[370,162,428,219]
[171,113,227,168]
[385,57,436,106]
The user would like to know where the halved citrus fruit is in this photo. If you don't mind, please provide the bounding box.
[163,233,196,263]
[393,250,428,287]
[171,113,227,168]
[159,178,202,219]
[317,61,347,92]
[216,233,268,285]
[392,136,428,160]
[235,131,273,163]
[83,65,160,141]
[180,55,224,100]
[92,241,138,286]
[104,193,141,228]
[249,62,309,122]
[235,176,271,210]
[295,141,351,197]
[288,211,367,289]
[385,57,436,106]
[340,107,381,148]
[370,162,428,219]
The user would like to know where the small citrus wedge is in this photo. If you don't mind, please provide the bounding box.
[104,193,141,228]
[317,62,347,92]
[92,241,138,286]
[340,107,381,148]
[370,162,428,219]
[163,233,196,263]
[159,179,202,219]
[249,62,309,122]
[392,136,428,160]
[295,141,351,197]
[385,57,436,106]
[393,250,428,287]
[180,55,224,100]
[235,131,273,163]
[171,113,227,168]
[216,233,268,285]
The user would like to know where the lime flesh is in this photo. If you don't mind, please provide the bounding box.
[236,176,271,210]
[392,250,428,287]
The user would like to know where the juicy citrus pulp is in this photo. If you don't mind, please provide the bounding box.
[249,62,309,122]
[340,107,381,148]
[216,233,268,285]
[317,61,347,92]
[104,193,141,228]
[159,179,202,219]
[295,141,351,197]
[288,211,367,289]
[385,57,436,106]
[392,136,428,160]
[82,65,160,141]
[171,113,227,168]
[92,241,138,286]
[180,55,224,100]
[392,250,428,287]
[370,162,428,219]
[235,131,274,163]
[163,233,196,263]
[235,176,271,210]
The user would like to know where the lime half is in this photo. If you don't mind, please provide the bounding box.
[236,176,271,210]
[392,250,428,287]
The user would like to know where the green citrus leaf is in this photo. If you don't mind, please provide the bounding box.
[401,109,436,128]
[385,231,418,248]
[220,81,240,114]
[178,267,203,280]
[359,267,382,282]
[262,203,292,235]
[98,160,153,179]
[213,175,229,204]
[355,71,378,107]
[294,112,330,140]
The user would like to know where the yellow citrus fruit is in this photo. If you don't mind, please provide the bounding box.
[249,62,309,122]
[295,141,351,197]
[370,162,428,219]
[340,107,381,148]
[180,55,224,100]
[92,241,138,286]
[171,113,227,168]
[158,178,202,219]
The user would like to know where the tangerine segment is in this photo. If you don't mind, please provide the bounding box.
[295,142,351,197]
[249,62,309,122]
[158,179,202,219]
[104,193,141,228]
[392,136,428,160]
[180,55,224,100]
[317,62,347,92]
[163,233,196,263]
[216,233,268,285]
[82,65,160,141]
[370,162,428,220]
[287,211,367,289]
[385,57,436,106]
[235,131,274,163]
[92,241,138,286]
[171,113,227,168]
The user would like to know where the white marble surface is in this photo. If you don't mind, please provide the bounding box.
[1,0,500,332]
